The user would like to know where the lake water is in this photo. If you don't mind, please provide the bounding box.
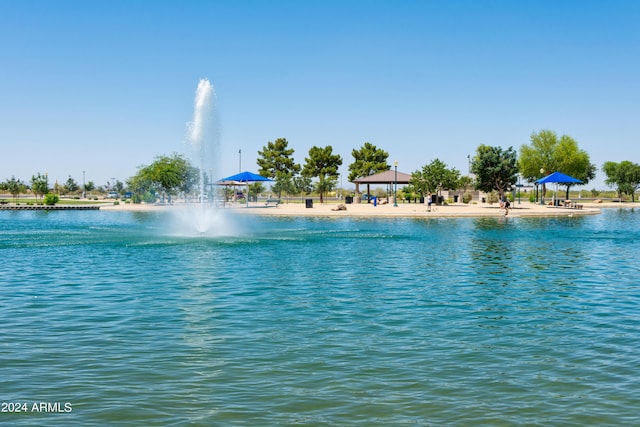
[1,208,639,426]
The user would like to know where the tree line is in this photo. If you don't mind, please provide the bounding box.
[249,130,635,203]
[0,172,124,203]
[3,129,639,203]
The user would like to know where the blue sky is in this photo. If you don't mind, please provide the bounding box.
[1,0,638,190]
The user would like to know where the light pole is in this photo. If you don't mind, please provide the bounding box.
[539,168,545,204]
[239,149,242,173]
[82,170,86,199]
[393,160,398,207]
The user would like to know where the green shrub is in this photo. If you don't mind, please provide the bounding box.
[462,192,473,204]
[44,193,59,205]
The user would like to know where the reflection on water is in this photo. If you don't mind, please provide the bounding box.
[1,209,639,426]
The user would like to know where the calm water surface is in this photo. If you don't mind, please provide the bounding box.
[1,208,639,426]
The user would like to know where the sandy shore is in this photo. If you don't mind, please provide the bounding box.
[98,200,636,218]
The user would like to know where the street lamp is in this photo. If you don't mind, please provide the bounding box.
[539,168,545,204]
[393,160,398,207]
[82,170,86,199]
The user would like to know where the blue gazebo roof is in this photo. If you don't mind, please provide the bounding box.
[535,172,583,185]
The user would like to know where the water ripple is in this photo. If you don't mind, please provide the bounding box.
[1,209,639,426]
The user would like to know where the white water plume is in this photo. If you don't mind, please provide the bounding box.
[187,78,218,203]
[171,78,233,236]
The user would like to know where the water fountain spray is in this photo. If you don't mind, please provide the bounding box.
[166,79,242,236]
[187,78,217,204]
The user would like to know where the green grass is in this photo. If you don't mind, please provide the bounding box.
[55,199,107,205]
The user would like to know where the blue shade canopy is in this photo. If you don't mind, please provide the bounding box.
[535,172,583,184]
[219,171,273,183]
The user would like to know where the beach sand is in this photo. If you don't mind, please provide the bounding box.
[98,199,632,218]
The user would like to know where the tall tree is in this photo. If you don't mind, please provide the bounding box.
[519,129,596,197]
[471,145,519,199]
[409,159,460,198]
[519,130,557,180]
[248,182,266,199]
[293,175,313,196]
[84,181,96,194]
[31,173,49,201]
[127,172,154,201]
[64,176,79,194]
[302,145,343,203]
[4,176,26,202]
[113,180,125,194]
[602,161,640,202]
[53,181,64,195]
[457,175,474,194]
[270,170,295,201]
[256,138,300,198]
[131,153,198,203]
[348,142,390,182]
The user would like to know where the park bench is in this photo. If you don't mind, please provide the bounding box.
[264,199,280,207]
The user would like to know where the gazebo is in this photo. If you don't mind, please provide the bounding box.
[352,170,412,203]
[217,171,273,207]
[535,171,583,205]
